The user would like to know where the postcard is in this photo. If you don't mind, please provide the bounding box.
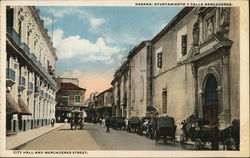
[0,0,249,157]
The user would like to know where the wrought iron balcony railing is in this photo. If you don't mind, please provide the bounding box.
[6,68,15,81]
[7,27,21,45]
[19,76,26,86]
[39,90,44,96]
[7,26,57,88]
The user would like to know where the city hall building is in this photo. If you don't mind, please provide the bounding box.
[111,7,240,134]
[151,7,240,131]
[6,6,58,135]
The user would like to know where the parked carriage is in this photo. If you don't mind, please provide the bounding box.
[180,115,218,150]
[155,116,177,145]
[70,110,84,130]
[112,116,126,130]
[137,117,151,136]
[110,116,117,128]
[127,116,140,133]
[218,119,240,150]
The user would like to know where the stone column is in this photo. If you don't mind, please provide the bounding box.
[197,89,203,118]
[218,53,231,129]
[191,63,198,115]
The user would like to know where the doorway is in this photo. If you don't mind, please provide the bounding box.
[203,74,219,124]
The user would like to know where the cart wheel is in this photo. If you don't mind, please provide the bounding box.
[195,138,202,150]
[224,138,236,150]
[180,134,187,149]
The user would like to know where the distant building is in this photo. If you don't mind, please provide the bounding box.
[6,6,57,135]
[111,60,129,118]
[127,41,152,117]
[94,88,113,119]
[55,78,86,123]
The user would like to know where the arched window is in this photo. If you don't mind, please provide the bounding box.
[140,76,144,101]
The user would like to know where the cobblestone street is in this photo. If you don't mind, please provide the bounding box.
[19,123,192,150]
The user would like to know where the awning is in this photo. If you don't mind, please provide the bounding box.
[18,96,32,115]
[6,92,22,115]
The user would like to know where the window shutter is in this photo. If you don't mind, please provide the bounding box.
[6,8,14,27]
[157,53,162,68]
[181,35,187,55]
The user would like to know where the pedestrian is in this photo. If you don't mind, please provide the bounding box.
[51,119,54,127]
[64,118,68,125]
[102,118,106,128]
[105,117,111,133]
[125,118,128,131]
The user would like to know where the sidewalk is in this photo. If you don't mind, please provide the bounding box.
[6,123,64,150]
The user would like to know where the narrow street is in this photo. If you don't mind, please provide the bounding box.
[18,123,192,150]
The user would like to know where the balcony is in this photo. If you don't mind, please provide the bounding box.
[6,68,16,87]
[44,93,47,100]
[7,27,21,45]
[20,43,30,56]
[18,76,26,91]
[7,26,57,88]
[30,53,37,62]
[39,90,44,99]
[34,86,39,97]
[27,82,33,94]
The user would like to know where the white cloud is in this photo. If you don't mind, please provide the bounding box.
[41,16,53,26]
[90,18,105,28]
[62,70,83,78]
[47,7,105,28]
[53,29,122,64]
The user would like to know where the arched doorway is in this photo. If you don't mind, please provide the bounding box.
[203,74,219,124]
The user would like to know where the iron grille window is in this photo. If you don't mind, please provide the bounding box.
[204,75,218,105]
[162,89,167,113]
[157,52,162,68]
[181,34,187,56]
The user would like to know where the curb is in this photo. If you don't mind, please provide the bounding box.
[11,124,64,150]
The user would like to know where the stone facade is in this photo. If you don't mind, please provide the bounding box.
[128,41,151,117]
[111,60,129,118]
[111,7,240,134]
[151,8,196,134]
[6,6,57,134]
[188,7,240,129]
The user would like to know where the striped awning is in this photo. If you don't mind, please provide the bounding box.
[18,96,32,115]
[6,92,23,115]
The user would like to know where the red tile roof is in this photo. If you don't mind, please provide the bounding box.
[60,82,86,91]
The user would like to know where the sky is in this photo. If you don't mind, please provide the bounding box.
[38,6,182,99]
